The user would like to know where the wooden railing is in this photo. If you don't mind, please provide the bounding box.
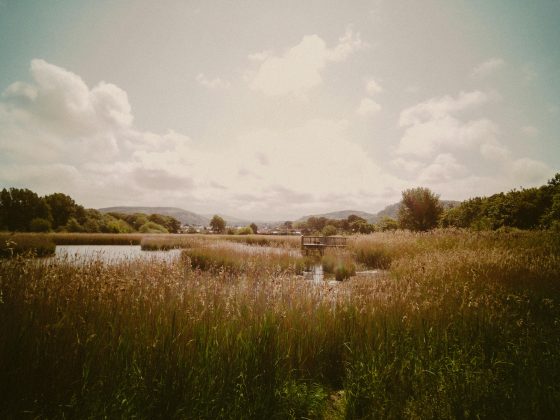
[301,236,347,248]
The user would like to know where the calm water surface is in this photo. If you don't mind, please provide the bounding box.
[55,245,181,263]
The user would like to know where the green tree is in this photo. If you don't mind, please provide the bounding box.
[149,214,181,233]
[210,215,226,233]
[322,224,338,236]
[0,188,51,231]
[398,187,443,231]
[139,221,168,233]
[237,226,253,235]
[307,216,328,233]
[377,216,398,231]
[65,217,84,233]
[29,217,52,232]
[44,193,83,229]
[249,223,258,234]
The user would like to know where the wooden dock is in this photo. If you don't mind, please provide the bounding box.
[301,236,347,255]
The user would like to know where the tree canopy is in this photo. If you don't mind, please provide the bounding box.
[0,187,181,234]
[398,187,443,231]
[440,173,560,230]
[210,215,226,233]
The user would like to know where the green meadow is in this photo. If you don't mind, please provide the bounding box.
[1,230,559,418]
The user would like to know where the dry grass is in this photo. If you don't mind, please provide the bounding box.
[0,230,559,418]
[0,233,56,257]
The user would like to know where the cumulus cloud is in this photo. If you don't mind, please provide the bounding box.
[395,91,502,158]
[247,28,365,97]
[399,91,489,127]
[0,59,408,219]
[418,153,467,183]
[471,57,505,78]
[2,60,552,220]
[394,90,553,191]
[510,158,551,183]
[196,73,230,89]
[397,117,499,158]
[365,78,382,95]
[356,98,381,117]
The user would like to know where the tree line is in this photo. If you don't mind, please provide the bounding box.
[2,173,558,235]
[440,173,560,230]
[294,173,560,235]
[0,188,181,234]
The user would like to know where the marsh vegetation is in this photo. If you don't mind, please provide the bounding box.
[1,230,559,418]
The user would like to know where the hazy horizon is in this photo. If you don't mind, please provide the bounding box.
[1,0,559,220]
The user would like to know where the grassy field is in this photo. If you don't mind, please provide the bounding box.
[1,230,559,418]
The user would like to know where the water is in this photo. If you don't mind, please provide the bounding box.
[304,263,325,282]
[54,245,181,263]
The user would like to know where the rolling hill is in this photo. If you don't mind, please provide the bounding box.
[298,201,460,225]
[100,200,461,228]
[296,210,378,223]
[99,206,209,226]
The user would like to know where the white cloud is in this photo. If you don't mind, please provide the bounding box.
[418,153,467,183]
[389,157,424,173]
[395,91,502,159]
[510,158,552,184]
[196,73,230,89]
[480,142,511,162]
[2,60,552,220]
[325,28,366,62]
[397,116,499,158]
[248,50,272,62]
[0,59,408,219]
[248,28,365,98]
[399,90,489,127]
[395,90,553,192]
[3,81,38,101]
[471,57,505,78]
[356,98,381,117]
[365,78,382,95]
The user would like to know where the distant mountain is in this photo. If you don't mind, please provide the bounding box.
[297,210,378,223]
[99,200,461,228]
[99,206,209,226]
[202,214,253,227]
[297,201,461,225]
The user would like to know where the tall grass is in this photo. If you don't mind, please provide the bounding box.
[50,232,145,245]
[140,235,205,250]
[1,230,559,418]
[217,234,301,248]
[321,249,356,281]
[0,233,56,257]
[184,243,310,275]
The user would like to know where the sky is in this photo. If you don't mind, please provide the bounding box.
[0,0,559,221]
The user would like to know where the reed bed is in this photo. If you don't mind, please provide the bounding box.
[184,243,310,276]
[140,235,206,251]
[321,249,356,281]
[1,230,559,418]
[349,228,560,269]
[49,232,145,245]
[216,234,302,248]
[0,233,56,257]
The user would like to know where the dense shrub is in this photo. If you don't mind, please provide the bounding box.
[139,222,168,234]
[29,218,51,232]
